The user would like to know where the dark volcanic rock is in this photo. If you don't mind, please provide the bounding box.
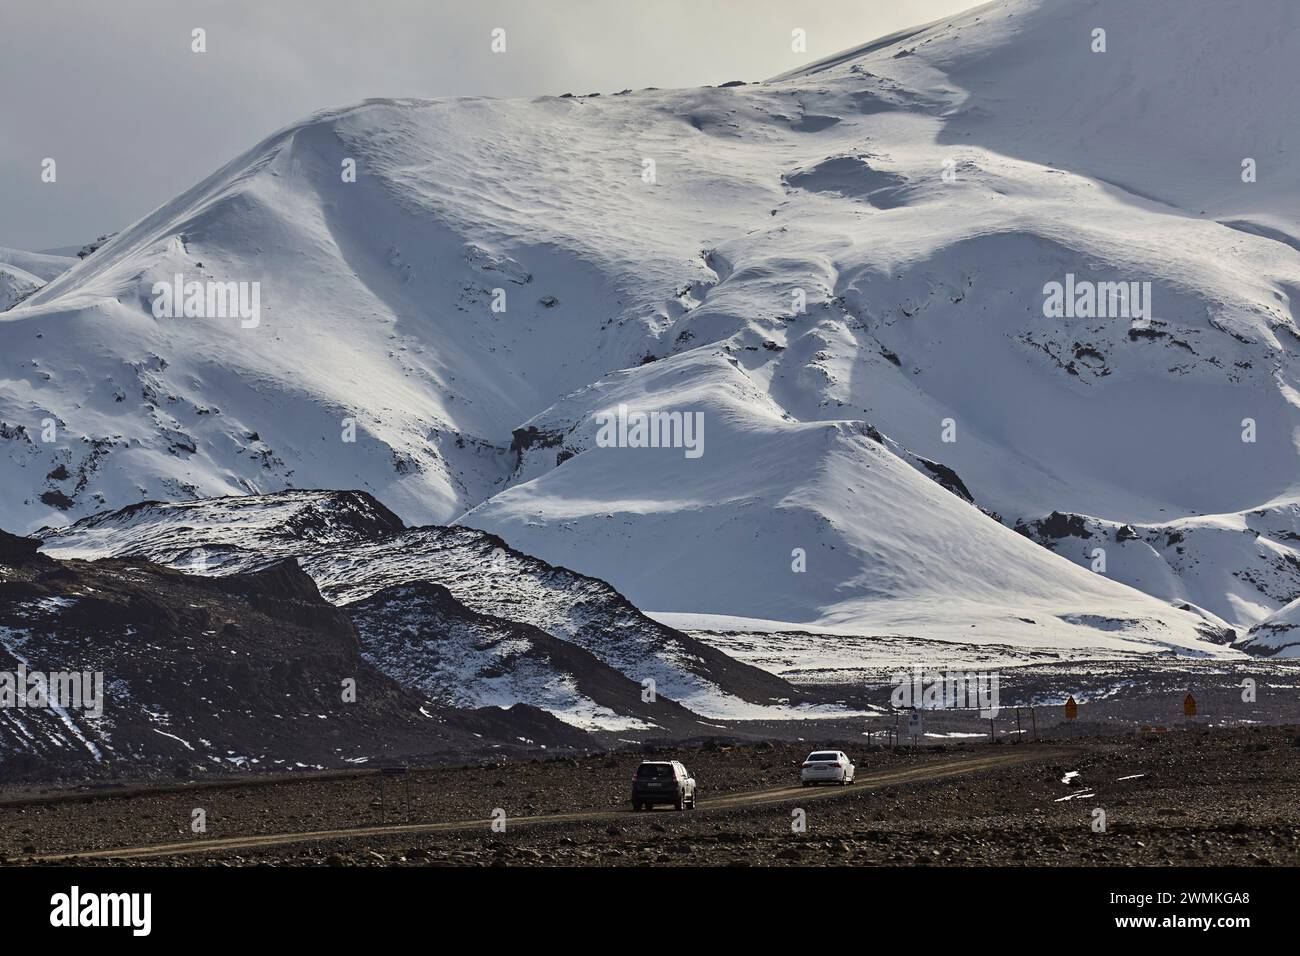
[0,530,42,566]
[0,541,590,783]
[1016,511,1094,542]
[914,456,974,503]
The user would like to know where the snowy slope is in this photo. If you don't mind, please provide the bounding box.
[0,245,74,311]
[1017,508,1300,633]
[0,263,44,312]
[0,247,76,284]
[466,355,1239,656]
[1244,596,1300,657]
[4,0,1298,656]
[348,580,705,732]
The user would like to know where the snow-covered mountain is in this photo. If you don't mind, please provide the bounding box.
[0,247,76,284]
[1244,596,1300,656]
[0,264,42,313]
[0,247,75,311]
[5,0,1299,657]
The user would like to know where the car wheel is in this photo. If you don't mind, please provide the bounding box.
[674,796,684,811]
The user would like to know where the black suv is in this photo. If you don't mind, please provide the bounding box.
[631,760,697,811]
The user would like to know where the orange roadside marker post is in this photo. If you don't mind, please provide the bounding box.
[1184,692,1197,718]
[1065,696,1078,721]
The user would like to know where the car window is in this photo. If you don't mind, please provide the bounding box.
[637,763,674,778]
[808,752,839,761]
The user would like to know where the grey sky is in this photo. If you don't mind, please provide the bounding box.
[0,0,978,251]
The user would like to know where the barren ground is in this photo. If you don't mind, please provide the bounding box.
[3,724,1297,867]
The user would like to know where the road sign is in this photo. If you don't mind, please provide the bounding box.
[907,711,922,738]
[1064,696,1078,720]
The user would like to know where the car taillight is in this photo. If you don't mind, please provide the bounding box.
[801,762,812,768]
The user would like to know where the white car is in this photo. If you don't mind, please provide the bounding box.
[800,750,855,786]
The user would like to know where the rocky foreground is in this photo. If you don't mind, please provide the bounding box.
[3,725,1296,867]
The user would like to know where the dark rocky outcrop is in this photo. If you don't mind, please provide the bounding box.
[0,536,591,784]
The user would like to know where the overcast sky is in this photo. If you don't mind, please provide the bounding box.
[0,0,979,251]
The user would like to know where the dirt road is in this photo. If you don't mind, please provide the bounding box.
[8,728,1296,867]
[25,748,1058,862]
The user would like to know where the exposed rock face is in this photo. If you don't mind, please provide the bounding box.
[0,536,590,783]
[0,530,42,565]
[348,580,707,734]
